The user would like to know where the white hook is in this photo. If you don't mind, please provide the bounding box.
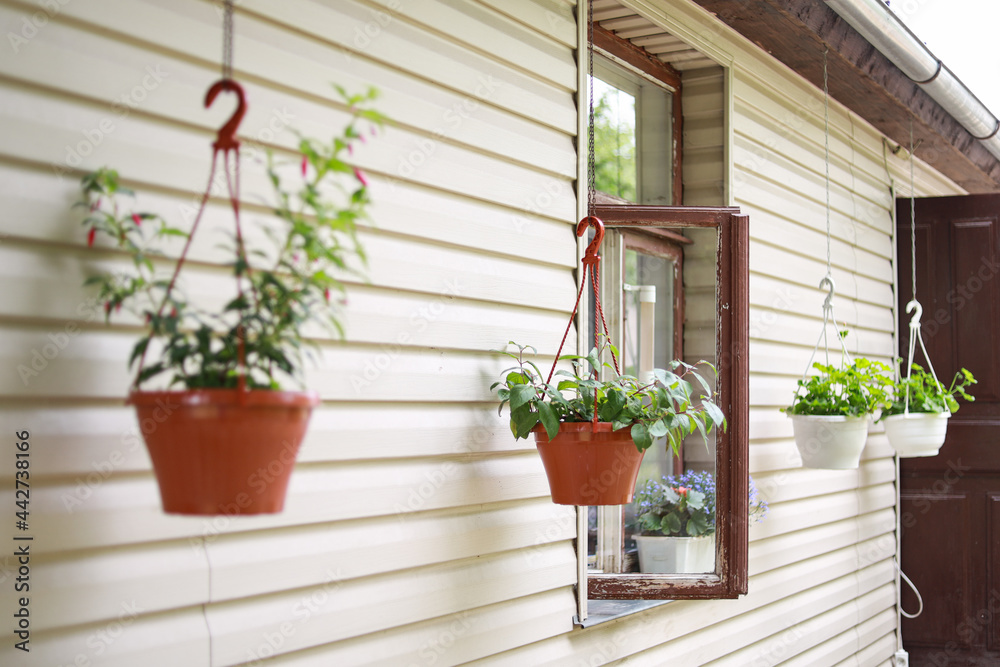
[819,275,836,311]
[906,300,923,328]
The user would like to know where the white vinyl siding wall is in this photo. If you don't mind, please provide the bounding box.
[0,0,970,665]
[0,0,584,665]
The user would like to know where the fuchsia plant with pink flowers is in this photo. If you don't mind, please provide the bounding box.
[79,85,384,390]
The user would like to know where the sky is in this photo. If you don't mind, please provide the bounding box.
[889,0,1000,116]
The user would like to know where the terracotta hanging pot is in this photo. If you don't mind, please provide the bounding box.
[790,414,870,469]
[882,411,949,458]
[532,422,644,505]
[128,389,320,515]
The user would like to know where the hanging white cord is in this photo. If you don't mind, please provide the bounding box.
[894,558,924,618]
[795,50,852,396]
[901,121,948,416]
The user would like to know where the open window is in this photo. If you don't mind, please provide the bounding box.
[584,205,748,601]
[577,23,749,605]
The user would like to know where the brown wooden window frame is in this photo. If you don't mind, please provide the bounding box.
[585,205,749,600]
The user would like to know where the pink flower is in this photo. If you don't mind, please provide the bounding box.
[347,143,354,155]
[132,213,142,226]
[87,228,96,247]
[324,288,331,302]
[301,155,308,177]
[676,487,688,497]
[353,167,368,187]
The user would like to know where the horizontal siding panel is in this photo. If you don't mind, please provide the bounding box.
[0,84,577,227]
[24,542,208,632]
[476,0,578,48]
[19,455,552,551]
[0,240,576,344]
[749,247,894,310]
[0,330,571,403]
[647,566,894,666]
[204,543,577,665]
[207,500,576,601]
[364,0,578,89]
[0,404,533,481]
[749,509,896,576]
[778,589,896,667]
[264,588,575,666]
[467,545,894,667]
[240,0,578,131]
[752,486,896,541]
[7,0,577,135]
[702,585,895,667]
[0,162,578,268]
[4,607,210,667]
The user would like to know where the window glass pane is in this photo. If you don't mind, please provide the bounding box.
[621,244,717,574]
[592,77,637,201]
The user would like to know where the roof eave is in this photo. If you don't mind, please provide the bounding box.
[692,0,1000,193]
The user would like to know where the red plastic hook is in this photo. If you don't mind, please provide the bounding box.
[576,216,605,264]
[204,79,247,152]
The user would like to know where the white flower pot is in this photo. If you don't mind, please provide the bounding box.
[634,534,715,573]
[790,414,870,469]
[882,412,949,458]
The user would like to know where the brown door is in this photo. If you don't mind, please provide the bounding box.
[896,194,1000,666]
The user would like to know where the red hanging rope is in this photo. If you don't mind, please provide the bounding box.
[546,216,620,429]
[132,80,252,395]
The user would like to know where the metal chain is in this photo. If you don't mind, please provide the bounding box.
[587,0,595,217]
[909,120,917,300]
[222,0,234,80]
[823,48,831,277]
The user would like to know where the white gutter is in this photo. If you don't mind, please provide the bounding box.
[824,0,1000,161]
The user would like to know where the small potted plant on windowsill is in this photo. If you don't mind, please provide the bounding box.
[783,358,893,469]
[78,86,384,515]
[491,340,726,505]
[631,471,767,573]
[879,363,976,458]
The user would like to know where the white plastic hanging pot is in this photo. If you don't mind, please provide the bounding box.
[790,414,870,469]
[635,534,715,574]
[882,411,949,458]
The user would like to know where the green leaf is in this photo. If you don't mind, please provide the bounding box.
[510,408,539,439]
[631,422,652,452]
[648,419,668,438]
[537,402,560,440]
[509,384,537,412]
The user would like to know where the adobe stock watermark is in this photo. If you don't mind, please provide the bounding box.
[749,622,806,667]
[242,568,345,665]
[750,285,798,339]
[509,176,573,235]
[405,610,475,667]
[54,600,143,667]
[52,64,170,181]
[577,610,663,666]
[857,455,970,568]
[7,0,70,54]
[190,437,301,549]
[350,278,462,394]
[352,0,401,51]
[392,409,496,525]
[390,73,503,186]
[61,393,181,512]
[923,588,1000,665]
[921,254,1000,337]
[17,282,127,387]
[178,104,296,225]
